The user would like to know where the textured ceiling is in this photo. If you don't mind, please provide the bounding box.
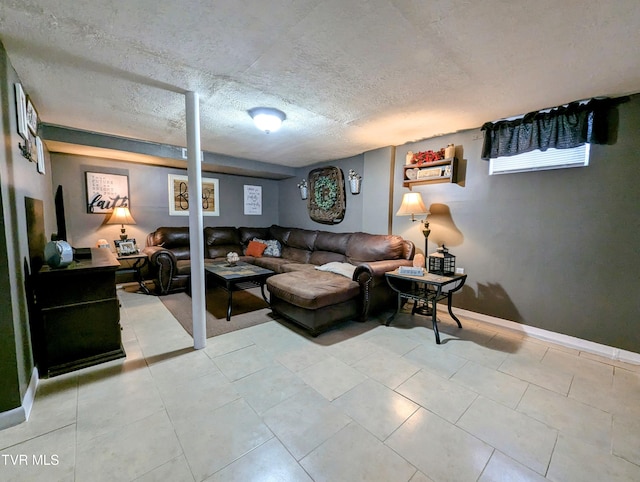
[1,0,639,167]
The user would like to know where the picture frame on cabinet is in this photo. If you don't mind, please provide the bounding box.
[114,239,138,256]
[15,83,28,140]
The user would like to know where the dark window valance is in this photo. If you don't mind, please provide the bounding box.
[481,97,626,160]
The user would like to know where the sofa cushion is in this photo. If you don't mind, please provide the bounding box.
[204,227,243,258]
[267,271,359,310]
[253,238,282,257]
[346,233,405,264]
[171,246,191,261]
[149,227,190,248]
[175,259,192,275]
[239,227,271,245]
[253,256,292,273]
[314,231,351,254]
[309,251,347,265]
[287,228,317,250]
[281,263,317,272]
[282,246,311,264]
[246,240,267,257]
[205,226,240,246]
[269,225,291,245]
[207,244,243,259]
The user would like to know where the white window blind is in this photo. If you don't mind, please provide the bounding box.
[489,144,590,175]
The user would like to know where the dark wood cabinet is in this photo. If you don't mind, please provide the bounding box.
[33,248,125,377]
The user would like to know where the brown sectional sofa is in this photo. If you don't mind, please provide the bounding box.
[142,225,414,335]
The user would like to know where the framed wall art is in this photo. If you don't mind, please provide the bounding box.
[36,136,45,174]
[29,132,38,164]
[85,172,130,214]
[307,166,346,224]
[168,174,219,216]
[15,83,28,140]
[26,97,38,134]
[243,185,262,215]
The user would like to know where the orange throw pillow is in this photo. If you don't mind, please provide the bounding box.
[246,240,267,257]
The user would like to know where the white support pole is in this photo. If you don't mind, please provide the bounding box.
[186,91,206,349]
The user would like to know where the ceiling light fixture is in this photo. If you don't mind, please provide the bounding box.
[248,107,286,134]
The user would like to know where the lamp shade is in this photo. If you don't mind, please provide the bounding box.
[396,192,429,217]
[107,206,136,225]
[248,107,286,133]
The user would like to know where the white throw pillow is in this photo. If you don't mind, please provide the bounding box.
[315,262,357,279]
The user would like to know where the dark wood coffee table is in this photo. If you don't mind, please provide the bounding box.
[204,261,274,321]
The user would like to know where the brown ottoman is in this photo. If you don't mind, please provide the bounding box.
[266,270,361,335]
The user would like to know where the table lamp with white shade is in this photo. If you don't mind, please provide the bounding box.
[107,206,136,241]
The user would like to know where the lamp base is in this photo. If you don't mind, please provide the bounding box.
[412,301,433,317]
[120,226,128,241]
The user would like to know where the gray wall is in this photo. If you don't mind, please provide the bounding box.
[392,95,640,352]
[0,43,55,418]
[362,146,395,235]
[50,154,281,248]
[55,109,640,354]
[279,154,366,232]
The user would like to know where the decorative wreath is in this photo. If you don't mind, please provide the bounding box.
[307,166,346,224]
[314,176,337,210]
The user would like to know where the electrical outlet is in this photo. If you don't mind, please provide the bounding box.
[455,267,465,274]
[181,148,188,159]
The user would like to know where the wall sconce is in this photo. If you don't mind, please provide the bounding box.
[107,206,136,241]
[248,107,286,133]
[298,179,308,200]
[348,169,362,194]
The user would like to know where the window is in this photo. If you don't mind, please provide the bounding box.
[489,143,590,175]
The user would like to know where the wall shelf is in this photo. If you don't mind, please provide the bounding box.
[403,158,457,188]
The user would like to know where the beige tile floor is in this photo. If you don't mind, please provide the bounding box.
[1,287,639,481]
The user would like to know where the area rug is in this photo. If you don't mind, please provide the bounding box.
[159,286,273,338]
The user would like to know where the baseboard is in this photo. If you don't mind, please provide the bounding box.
[439,306,640,366]
[0,367,39,430]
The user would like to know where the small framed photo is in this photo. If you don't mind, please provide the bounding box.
[26,97,38,134]
[15,83,28,140]
[417,167,443,179]
[35,136,45,174]
[29,131,38,166]
[114,239,138,256]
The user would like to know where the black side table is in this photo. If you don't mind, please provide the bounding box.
[385,270,467,344]
[117,253,151,294]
